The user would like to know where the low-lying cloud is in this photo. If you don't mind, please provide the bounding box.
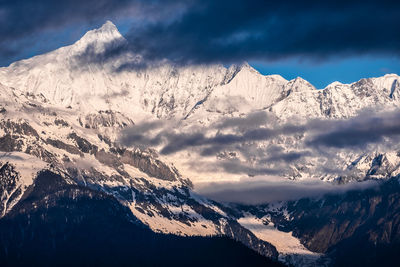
[120,111,302,155]
[119,109,400,176]
[195,175,380,204]
[120,110,400,154]
[307,111,400,149]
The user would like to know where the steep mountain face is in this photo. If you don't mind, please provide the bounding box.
[234,177,400,266]
[1,21,399,123]
[1,20,400,266]
[0,22,239,120]
[1,22,399,184]
[271,74,400,120]
[0,158,46,216]
[0,130,279,256]
[0,104,279,260]
[0,170,282,267]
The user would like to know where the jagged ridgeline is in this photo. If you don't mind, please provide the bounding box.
[0,170,283,266]
[0,21,400,267]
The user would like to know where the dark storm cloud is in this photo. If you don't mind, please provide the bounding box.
[0,0,119,62]
[306,111,400,149]
[0,0,183,63]
[0,0,186,40]
[1,0,126,41]
[125,0,400,65]
[159,128,293,155]
[1,0,400,66]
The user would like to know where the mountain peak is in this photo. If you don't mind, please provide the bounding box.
[326,81,343,88]
[80,20,123,42]
[72,20,125,54]
[100,20,119,32]
[283,76,315,94]
[291,76,314,87]
[383,73,399,78]
[238,62,259,73]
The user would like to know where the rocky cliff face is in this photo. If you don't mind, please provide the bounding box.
[234,177,400,266]
[0,170,282,267]
[0,111,279,260]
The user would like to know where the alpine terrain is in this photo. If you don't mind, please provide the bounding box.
[0,21,399,266]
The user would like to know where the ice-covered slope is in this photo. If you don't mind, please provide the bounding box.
[0,21,126,107]
[3,21,399,124]
[271,73,400,121]
[0,21,318,121]
[0,22,236,119]
[202,64,289,114]
[0,80,279,260]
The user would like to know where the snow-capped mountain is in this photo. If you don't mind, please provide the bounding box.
[1,21,400,266]
[2,21,400,185]
[2,21,398,122]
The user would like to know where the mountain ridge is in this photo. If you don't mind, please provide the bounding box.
[1,21,398,122]
[1,20,400,266]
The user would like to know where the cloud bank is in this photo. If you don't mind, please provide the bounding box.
[120,110,400,154]
[126,0,400,65]
[119,110,400,176]
[195,175,380,204]
[2,0,400,66]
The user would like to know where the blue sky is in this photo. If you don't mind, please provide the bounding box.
[251,56,400,88]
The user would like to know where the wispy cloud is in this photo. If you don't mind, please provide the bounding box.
[119,109,400,176]
[306,111,400,149]
[120,110,400,153]
[119,111,300,155]
[195,175,380,204]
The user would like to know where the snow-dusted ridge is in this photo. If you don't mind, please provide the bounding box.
[0,21,400,266]
[1,19,399,200]
[1,21,399,122]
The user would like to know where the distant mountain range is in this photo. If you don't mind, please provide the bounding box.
[0,21,399,266]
